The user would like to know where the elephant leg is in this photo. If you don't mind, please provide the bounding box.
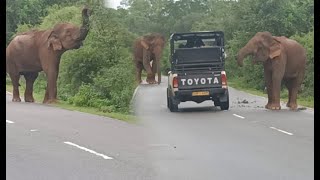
[9,72,21,102]
[43,68,59,104]
[155,54,162,84]
[146,60,157,84]
[24,72,38,103]
[288,73,304,110]
[151,59,157,79]
[135,62,143,84]
[284,79,293,108]
[270,75,282,110]
[263,67,273,109]
[288,86,299,110]
[142,49,156,84]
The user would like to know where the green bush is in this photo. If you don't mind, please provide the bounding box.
[92,50,136,112]
[33,72,47,93]
[161,44,170,74]
[56,5,137,113]
[39,5,82,29]
[68,84,100,107]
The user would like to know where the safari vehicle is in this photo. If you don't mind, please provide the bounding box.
[167,31,229,112]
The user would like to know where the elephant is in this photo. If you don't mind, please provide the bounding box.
[236,31,306,110]
[133,33,165,84]
[6,6,91,104]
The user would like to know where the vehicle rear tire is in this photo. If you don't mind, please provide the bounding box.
[169,98,178,112]
[167,88,170,108]
[220,90,229,110]
[220,101,229,110]
[167,88,178,112]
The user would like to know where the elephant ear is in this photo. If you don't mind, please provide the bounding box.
[140,40,149,50]
[269,37,281,59]
[47,32,63,51]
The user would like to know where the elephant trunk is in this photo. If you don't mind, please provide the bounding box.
[79,6,91,41]
[237,43,253,67]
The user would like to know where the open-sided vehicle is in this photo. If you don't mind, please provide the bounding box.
[167,31,229,112]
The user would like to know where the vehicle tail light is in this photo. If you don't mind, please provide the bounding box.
[173,77,179,88]
[221,71,227,88]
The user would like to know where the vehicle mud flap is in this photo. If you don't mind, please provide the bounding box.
[168,89,180,105]
[171,96,180,105]
[168,90,179,112]
[219,90,229,102]
[219,89,229,110]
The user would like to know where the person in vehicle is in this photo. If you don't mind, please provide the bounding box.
[178,37,205,48]
[194,38,205,47]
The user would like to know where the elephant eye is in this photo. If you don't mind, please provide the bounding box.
[65,30,71,36]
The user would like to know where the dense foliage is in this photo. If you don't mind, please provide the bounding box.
[6,0,314,113]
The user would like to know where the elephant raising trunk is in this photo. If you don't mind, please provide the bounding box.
[79,6,91,41]
[6,6,92,104]
[236,31,306,111]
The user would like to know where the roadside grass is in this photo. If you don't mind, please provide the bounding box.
[228,79,314,108]
[6,82,138,123]
[6,76,313,121]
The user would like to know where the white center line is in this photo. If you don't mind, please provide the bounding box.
[250,120,259,123]
[64,141,113,160]
[233,114,245,119]
[270,127,293,136]
[6,120,14,124]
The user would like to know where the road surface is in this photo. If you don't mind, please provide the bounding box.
[6,94,155,180]
[133,78,314,180]
[7,77,314,180]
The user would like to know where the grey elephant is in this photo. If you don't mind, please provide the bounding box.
[237,31,306,110]
[132,33,166,84]
[6,6,91,104]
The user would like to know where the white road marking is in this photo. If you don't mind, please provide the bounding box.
[270,127,293,136]
[6,120,14,124]
[30,129,38,132]
[64,141,113,160]
[130,86,140,104]
[233,114,245,119]
[6,91,13,95]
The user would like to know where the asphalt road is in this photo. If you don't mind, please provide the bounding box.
[6,94,155,180]
[133,78,314,180]
[6,77,314,180]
